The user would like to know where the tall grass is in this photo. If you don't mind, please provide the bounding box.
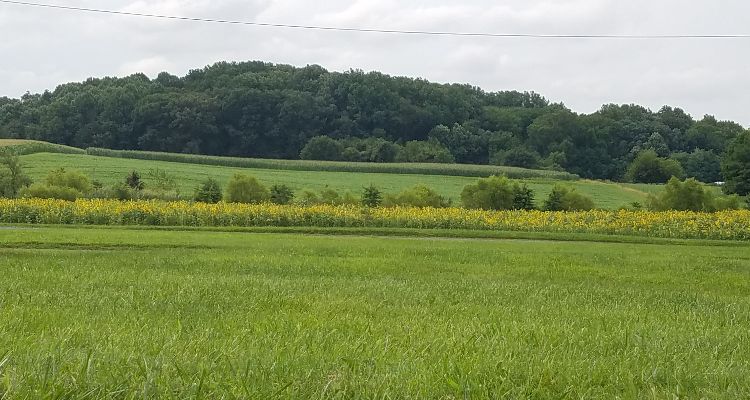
[86,148,580,180]
[0,139,85,156]
[1,228,749,398]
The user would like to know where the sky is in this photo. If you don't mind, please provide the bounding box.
[1,0,749,126]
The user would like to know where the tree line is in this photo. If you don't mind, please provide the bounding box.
[1,61,749,192]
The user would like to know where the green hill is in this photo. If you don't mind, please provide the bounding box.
[18,151,655,209]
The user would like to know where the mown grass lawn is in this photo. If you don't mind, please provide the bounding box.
[0,227,748,398]
[19,153,655,209]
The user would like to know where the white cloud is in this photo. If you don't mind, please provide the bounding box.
[0,0,748,125]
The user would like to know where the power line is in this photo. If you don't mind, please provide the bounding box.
[2,0,750,40]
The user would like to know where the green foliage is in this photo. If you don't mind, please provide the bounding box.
[193,178,223,203]
[543,185,595,211]
[512,183,536,210]
[648,177,742,212]
[395,140,455,164]
[722,132,750,196]
[145,169,179,192]
[269,184,294,205]
[383,185,451,208]
[319,188,342,205]
[0,154,32,198]
[297,189,319,206]
[361,185,382,207]
[626,150,685,183]
[461,176,535,210]
[300,136,344,161]
[225,174,269,204]
[671,149,722,183]
[20,183,79,201]
[45,168,92,194]
[1,62,747,183]
[125,171,144,190]
[493,147,541,169]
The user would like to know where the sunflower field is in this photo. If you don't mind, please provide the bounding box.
[1,198,749,240]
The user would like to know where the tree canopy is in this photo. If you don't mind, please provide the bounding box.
[1,60,747,183]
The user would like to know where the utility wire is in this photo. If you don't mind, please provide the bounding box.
[2,0,750,39]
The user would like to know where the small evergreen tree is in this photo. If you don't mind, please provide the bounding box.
[194,178,223,203]
[361,184,382,207]
[126,171,144,190]
[270,184,294,205]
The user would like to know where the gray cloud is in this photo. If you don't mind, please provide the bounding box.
[1,0,748,125]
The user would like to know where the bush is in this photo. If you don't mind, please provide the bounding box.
[648,177,743,212]
[383,185,451,208]
[270,184,294,205]
[194,178,223,203]
[494,147,541,169]
[362,185,382,207]
[625,150,684,183]
[543,185,595,211]
[0,154,31,198]
[461,176,535,210]
[319,188,342,205]
[395,140,455,163]
[126,171,144,190]
[300,136,344,161]
[21,183,79,201]
[225,174,269,204]
[45,168,92,194]
[297,189,319,206]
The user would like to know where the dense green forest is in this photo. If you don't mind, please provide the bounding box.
[1,61,748,185]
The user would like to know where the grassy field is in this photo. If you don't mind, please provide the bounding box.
[19,153,655,209]
[0,227,748,398]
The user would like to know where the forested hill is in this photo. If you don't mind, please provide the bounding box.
[0,60,747,181]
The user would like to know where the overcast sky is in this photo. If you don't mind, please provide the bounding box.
[1,0,749,125]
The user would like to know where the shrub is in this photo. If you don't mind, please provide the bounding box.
[297,189,319,206]
[625,150,684,183]
[225,174,269,204]
[648,177,743,212]
[395,140,455,163]
[300,136,344,161]
[543,185,595,211]
[20,183,79,201]
[319,188,342,205]
[384,185,451,208]
[461,176,535,210]
[145,169,179,193]
[126,171,144,190]
[194,178,223,203]
[362,185,382,207]
[45,168,92,194]
[0,154,31,198]
[270,184,294,205]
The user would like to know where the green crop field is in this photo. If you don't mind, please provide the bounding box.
[19,153,657,209]
[0,227,748,398]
